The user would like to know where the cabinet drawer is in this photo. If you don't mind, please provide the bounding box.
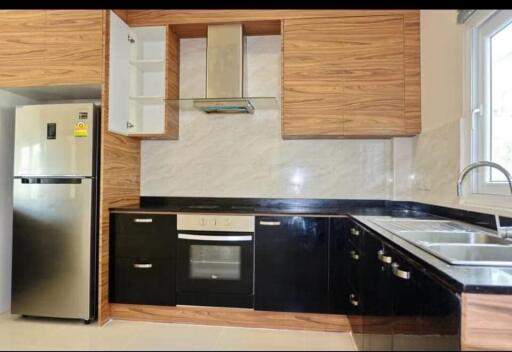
[113,213,176,259]
[112,258,175,306]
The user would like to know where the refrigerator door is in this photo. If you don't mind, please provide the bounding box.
[13,103,95,177]
[12,178,93,320]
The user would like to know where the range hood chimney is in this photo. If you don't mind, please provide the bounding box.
[190,23,275,114]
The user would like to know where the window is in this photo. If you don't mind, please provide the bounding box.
[469,10,512,198]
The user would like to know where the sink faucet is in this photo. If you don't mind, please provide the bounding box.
[456,161,512,239]
[457,161,512,197]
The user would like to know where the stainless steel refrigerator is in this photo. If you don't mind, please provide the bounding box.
[12,103,99,322]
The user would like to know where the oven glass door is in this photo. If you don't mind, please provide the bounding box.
[177,232,253,294]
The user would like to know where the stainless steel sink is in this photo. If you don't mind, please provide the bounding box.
[421,244,512,266]
[396,231,512,245]
[371,217,512,266]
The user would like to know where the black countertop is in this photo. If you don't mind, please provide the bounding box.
[111,196,512,295]
[351,215,512,295]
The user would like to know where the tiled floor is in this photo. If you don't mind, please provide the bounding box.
[0,313,356,351]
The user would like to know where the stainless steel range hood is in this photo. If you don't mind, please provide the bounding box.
[167,23,277,114]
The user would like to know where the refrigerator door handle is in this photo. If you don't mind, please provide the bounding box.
[17,177,89,184]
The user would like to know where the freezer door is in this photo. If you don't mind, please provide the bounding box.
[13,103,95,177]
[12,178,93,320]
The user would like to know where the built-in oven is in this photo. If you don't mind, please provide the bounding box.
[176,214,255,308]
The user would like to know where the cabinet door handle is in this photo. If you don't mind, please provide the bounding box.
[134,218,153,223]
[350,227,360,236]
[349,250,360,261]
[391,262,411,280]
[133,263,152,269]
[349,294,359,306]
[377,250,392,264]
[259,221,281,226]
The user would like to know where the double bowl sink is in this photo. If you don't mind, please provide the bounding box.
[372,219,512,267]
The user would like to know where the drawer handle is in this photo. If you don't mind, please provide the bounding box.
[350,227,360,236]
[349,294,359,306]
[133,263,153,269]
[349,250,359,261]
[391,263,411,280]
[377,250,392,264]
[259,221,281,226]
[134,218,153,223]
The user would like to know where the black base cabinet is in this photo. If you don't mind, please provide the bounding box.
[354,220,461,351]
[110,213,177,306]
[254,216,329,313]
[113,258,174,305]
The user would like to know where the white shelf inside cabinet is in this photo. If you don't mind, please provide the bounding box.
[129,59,164,72]
[129,96,164,102]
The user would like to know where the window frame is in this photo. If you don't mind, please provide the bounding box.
[461,9,512,209]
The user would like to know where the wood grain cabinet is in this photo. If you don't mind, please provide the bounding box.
[0,10,104,87]
[282,12,420,138]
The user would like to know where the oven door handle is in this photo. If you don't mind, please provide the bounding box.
[178,233,253,242]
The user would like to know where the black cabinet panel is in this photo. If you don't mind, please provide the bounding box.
[110,213,177,306]
[113,214,176,259]
[390,250,423,351]
[349,219,461,351]
[420,273,460,351]
[361,230,393,351]
[329,218,354,314]
[255,216,329,313]
[112,258,175,306]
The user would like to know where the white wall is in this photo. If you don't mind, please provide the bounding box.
[411,10,464,208]
[141,36,394,199]
[412,10,512,217]
[0,90,38,313]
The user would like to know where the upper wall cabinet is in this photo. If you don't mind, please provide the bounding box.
[282,12,421,138]
[108,11,178,139]
[0,10,103,88]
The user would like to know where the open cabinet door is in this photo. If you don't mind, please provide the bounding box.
[108,10,130,135]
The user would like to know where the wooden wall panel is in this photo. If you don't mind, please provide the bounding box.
[110,304,350,332]
[169,20,281,38]
[165,26,179,139]
[0,10,46,87]
[404,12,421,135]
[125,10,417,27]
[98,10,141,325]
[461,293,512,351]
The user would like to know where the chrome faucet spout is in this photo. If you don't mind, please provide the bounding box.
[456,161,512,197]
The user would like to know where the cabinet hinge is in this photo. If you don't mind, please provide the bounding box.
[128,35,135,44]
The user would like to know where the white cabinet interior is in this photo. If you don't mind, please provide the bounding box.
[108,11,167,137]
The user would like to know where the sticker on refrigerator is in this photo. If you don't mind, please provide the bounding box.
[73,122,88,137]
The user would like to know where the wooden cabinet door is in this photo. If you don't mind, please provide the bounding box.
[282,18,344,138]
[0,10,46,87]
[45,10,104,85]
[340,15,405,136]
[282,13,420,138]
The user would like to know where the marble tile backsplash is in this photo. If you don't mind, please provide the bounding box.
[141,36,394,199]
